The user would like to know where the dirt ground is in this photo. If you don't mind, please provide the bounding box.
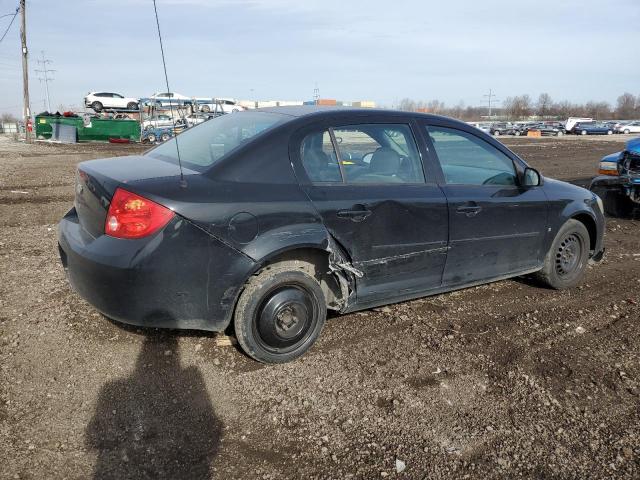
[0,134,638,479]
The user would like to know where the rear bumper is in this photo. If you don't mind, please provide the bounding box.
[57,207,255,332]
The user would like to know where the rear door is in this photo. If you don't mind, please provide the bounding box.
[420,122,548,285]
[292,119,449,303]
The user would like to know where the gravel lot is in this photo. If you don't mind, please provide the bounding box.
[0,134,638,479]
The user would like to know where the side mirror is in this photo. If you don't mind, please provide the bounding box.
[523,167,542,187]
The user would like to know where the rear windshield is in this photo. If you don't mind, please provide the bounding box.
[146,111,288,171]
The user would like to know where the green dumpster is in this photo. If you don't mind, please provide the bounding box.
[35,115,140,142]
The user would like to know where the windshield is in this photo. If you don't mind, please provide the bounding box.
[146,111,288,172]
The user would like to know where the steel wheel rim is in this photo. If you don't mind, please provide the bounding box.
[555,233,583,277]
[253,284,318,353]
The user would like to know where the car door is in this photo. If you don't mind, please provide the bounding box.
[292,119,449,303]
[420,122,548,286]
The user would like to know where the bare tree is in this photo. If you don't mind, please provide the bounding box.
[1,113,19,123]
[616,93,637,119]
[537,93,552,117]
[585,101,611,120]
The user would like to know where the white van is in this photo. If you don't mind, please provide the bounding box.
[565,117,593,133]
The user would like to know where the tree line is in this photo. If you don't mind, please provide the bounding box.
[397,92,640,121]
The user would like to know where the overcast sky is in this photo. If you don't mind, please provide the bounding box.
[0,0,639,116]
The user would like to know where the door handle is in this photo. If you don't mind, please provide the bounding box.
[337,205,372,222]
[456,204,482,217]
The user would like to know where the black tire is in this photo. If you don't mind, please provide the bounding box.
[91,101,103,112]
[534,219,590,290]
[602,190,634,218]
[127,102,138,110]
[234,260,327,363]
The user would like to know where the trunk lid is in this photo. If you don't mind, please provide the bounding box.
[74,155,198,238]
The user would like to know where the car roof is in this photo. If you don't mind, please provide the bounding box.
[255,105,451,123]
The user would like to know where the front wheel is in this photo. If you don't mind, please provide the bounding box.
[581,130,587,135]
[234,260,327,363]
[607,130,613,135]
[127,102,138,110]
[624,129,630,134]
[533,219,590,289]
[493,130,500,136]
[146,133,157,143]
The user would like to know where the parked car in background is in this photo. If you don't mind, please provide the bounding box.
[573,122,613,135]
[490,122,515,136]
[590,137,640,217]
[198,98,244,114]
[529,123,565,136]
[184,113,210,127]
[467,122,491,133]
[565,117,593,133]
[616,121,640,134]
[141,114,184,131]
[58,107,605,363]
[84,92,139,112]
[149,92,191,106]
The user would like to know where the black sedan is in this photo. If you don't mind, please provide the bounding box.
[58,107,606,363]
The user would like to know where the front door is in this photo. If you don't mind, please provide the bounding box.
[421,123,548,285]
[293,121,449,303]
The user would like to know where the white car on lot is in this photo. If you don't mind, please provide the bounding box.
[149,92,192,106]
[616,121,640,134]
[184,113,210,127]
[84,92,139,112]
[141,114,183,131]
[199,98,244,114]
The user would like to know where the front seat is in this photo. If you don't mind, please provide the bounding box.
[356,147,402,183]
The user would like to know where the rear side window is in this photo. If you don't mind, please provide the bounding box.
[147,111,287,172]
[301,124,425,184]
[426,126,517,186]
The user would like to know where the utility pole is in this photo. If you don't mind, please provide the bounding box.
[19,0,31,142]
[483,88,498,119]
[35,51,55,112]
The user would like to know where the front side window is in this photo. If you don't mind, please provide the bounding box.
[334,124,425,184]
[147,111,287,172]
[426,126,517,186]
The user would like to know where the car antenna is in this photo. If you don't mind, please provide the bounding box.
[152,0,187,188]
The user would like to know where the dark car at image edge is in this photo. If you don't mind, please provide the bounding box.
[58,107,606,363]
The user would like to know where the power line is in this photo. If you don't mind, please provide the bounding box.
[35,50,55,111]
[483,88,499,118]
[0,7,18,44]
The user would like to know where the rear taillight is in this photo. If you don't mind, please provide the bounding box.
[105,188,174,239]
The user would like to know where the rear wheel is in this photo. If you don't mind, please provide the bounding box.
[581,130,587,135]
[624,129,630,134]
[493,130,500,136]
[234,260,327,363]
[556,130,563,136]
[515,130,521,136]
[91,101,103,112]
[534,219,590,289]
[127,102,138,110]
[607,130,613,135]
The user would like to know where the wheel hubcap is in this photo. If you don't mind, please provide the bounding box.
[255,286,316,350]
[555,234,582,276]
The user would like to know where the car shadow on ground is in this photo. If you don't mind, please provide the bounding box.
[85,335,222,479]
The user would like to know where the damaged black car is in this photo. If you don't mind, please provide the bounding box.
[58,107,605,363]
[590,137,640,217]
